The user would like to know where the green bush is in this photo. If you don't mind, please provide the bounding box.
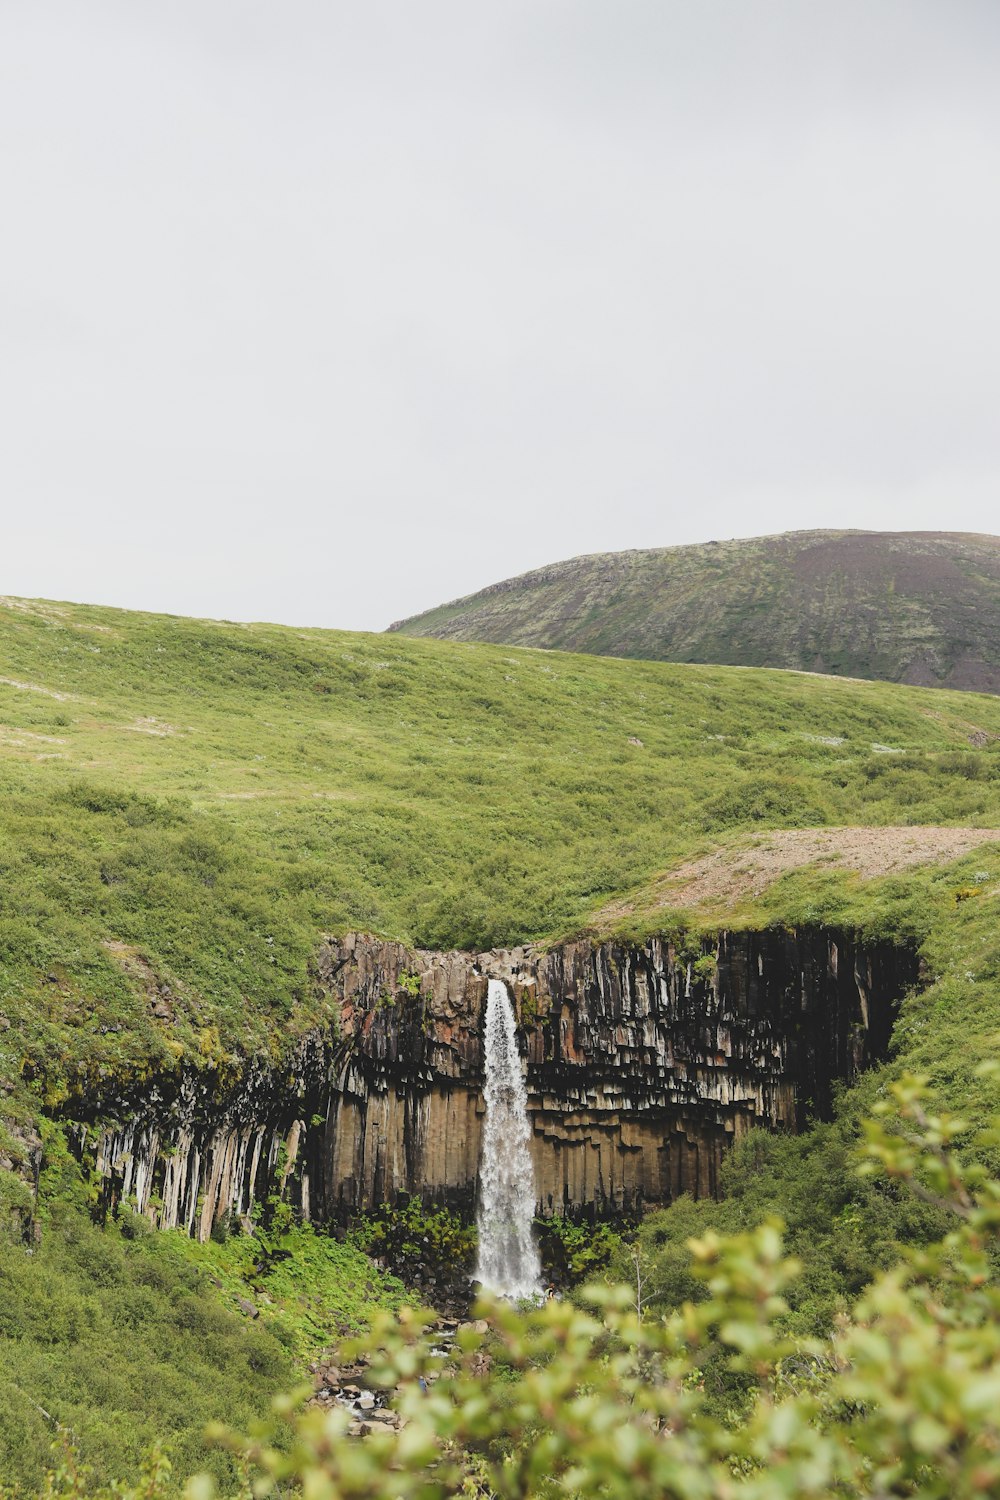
[351,1196,476,1285]
[533,1216,622,1288]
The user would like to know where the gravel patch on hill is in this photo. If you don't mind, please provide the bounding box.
[602,826,1000,919]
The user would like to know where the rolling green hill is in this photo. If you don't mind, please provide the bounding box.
[389,530,1000,693]
[1,590,1000,1097]
[2,592,1000,1490]
[0,590,999,1109]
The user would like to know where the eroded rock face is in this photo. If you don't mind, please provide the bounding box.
[81,928,918,1236]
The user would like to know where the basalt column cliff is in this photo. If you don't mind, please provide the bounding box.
[86,928,919,1233]
[322,929,916,1215]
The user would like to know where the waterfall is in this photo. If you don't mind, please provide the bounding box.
[474,979,542,1299]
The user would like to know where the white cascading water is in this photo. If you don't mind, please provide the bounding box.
[475,979,542,1299]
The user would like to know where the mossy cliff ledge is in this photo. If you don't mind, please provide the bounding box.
[82,929,917,1231]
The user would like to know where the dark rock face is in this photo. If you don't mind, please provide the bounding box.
[80,928,918,1237]
[76,1039,332,1241]
[319,929,915,1215]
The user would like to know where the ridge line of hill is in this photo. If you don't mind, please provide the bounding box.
[388,529,1000,696]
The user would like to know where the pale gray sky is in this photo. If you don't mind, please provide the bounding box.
[2,1,998,631]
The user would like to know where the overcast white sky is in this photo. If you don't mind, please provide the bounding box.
[2,2,998,631]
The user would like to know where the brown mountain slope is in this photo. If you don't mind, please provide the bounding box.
[389,530,1000,693]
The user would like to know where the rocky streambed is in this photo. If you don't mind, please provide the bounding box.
[309,1316,491,1437]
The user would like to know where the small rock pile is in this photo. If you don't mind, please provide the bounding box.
[309,1317,491,1437]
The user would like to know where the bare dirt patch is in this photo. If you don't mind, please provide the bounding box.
[601,826,1000,922]
[127,717,176,736]
[0,725,66,746]
[0,676,77,702]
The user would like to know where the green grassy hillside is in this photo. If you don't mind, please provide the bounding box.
[1,592,999,1105]
[389,530,1000,693]
[2,593,1000,1490]
[0,1125,404,1491]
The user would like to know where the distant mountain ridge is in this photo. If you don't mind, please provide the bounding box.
[389,529,1000,694]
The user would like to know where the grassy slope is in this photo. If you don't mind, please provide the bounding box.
[2,593,1000,1103]
[390,530,1000,693]
[2,594,1000,1487]
[0,1127,404,1492]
